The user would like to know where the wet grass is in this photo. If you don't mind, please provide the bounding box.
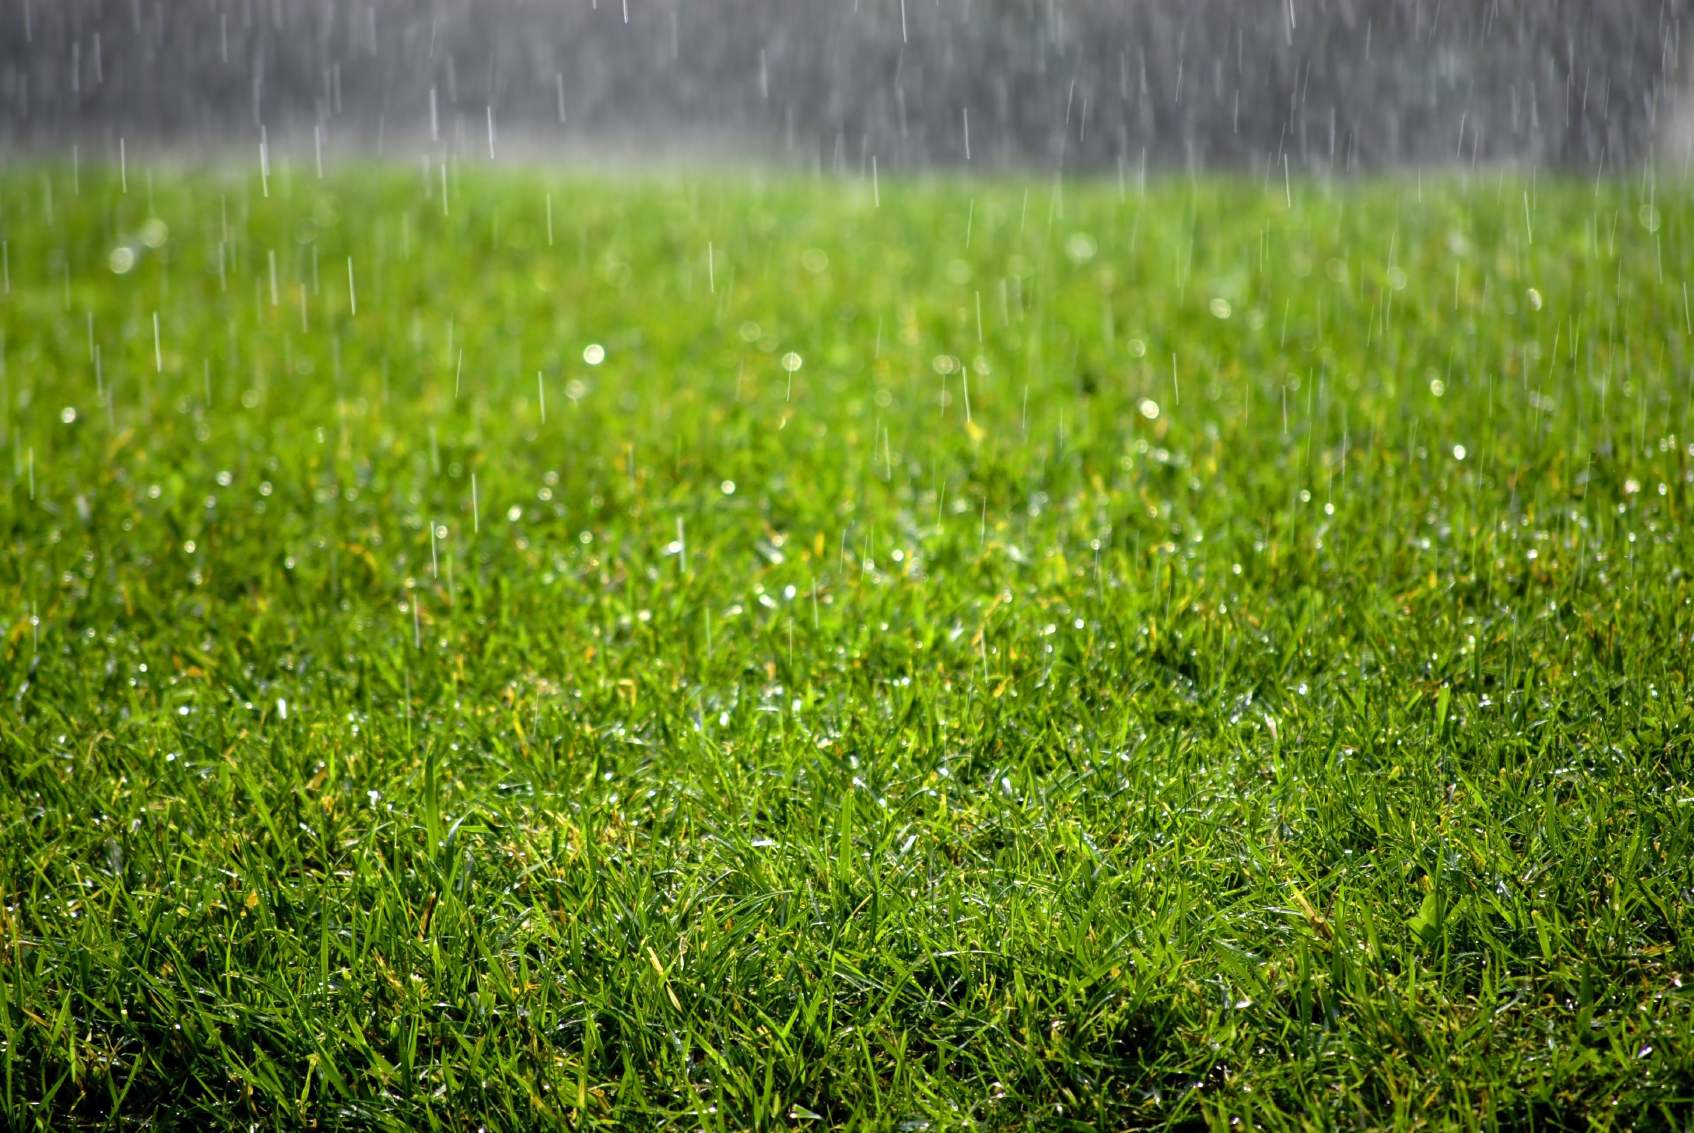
[1,161,1692,1130]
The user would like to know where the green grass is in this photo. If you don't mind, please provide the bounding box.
[0,160,1692,1131]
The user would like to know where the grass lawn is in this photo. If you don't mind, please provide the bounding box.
[0,160,1692,1130]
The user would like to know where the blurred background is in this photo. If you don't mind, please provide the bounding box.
[0,0,1690,174]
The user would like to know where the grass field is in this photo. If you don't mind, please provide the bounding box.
[0,159,1692,1130]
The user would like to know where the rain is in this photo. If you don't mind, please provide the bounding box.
[2,1,1694,1129]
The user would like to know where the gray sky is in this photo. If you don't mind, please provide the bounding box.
[0,0,1686,173]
